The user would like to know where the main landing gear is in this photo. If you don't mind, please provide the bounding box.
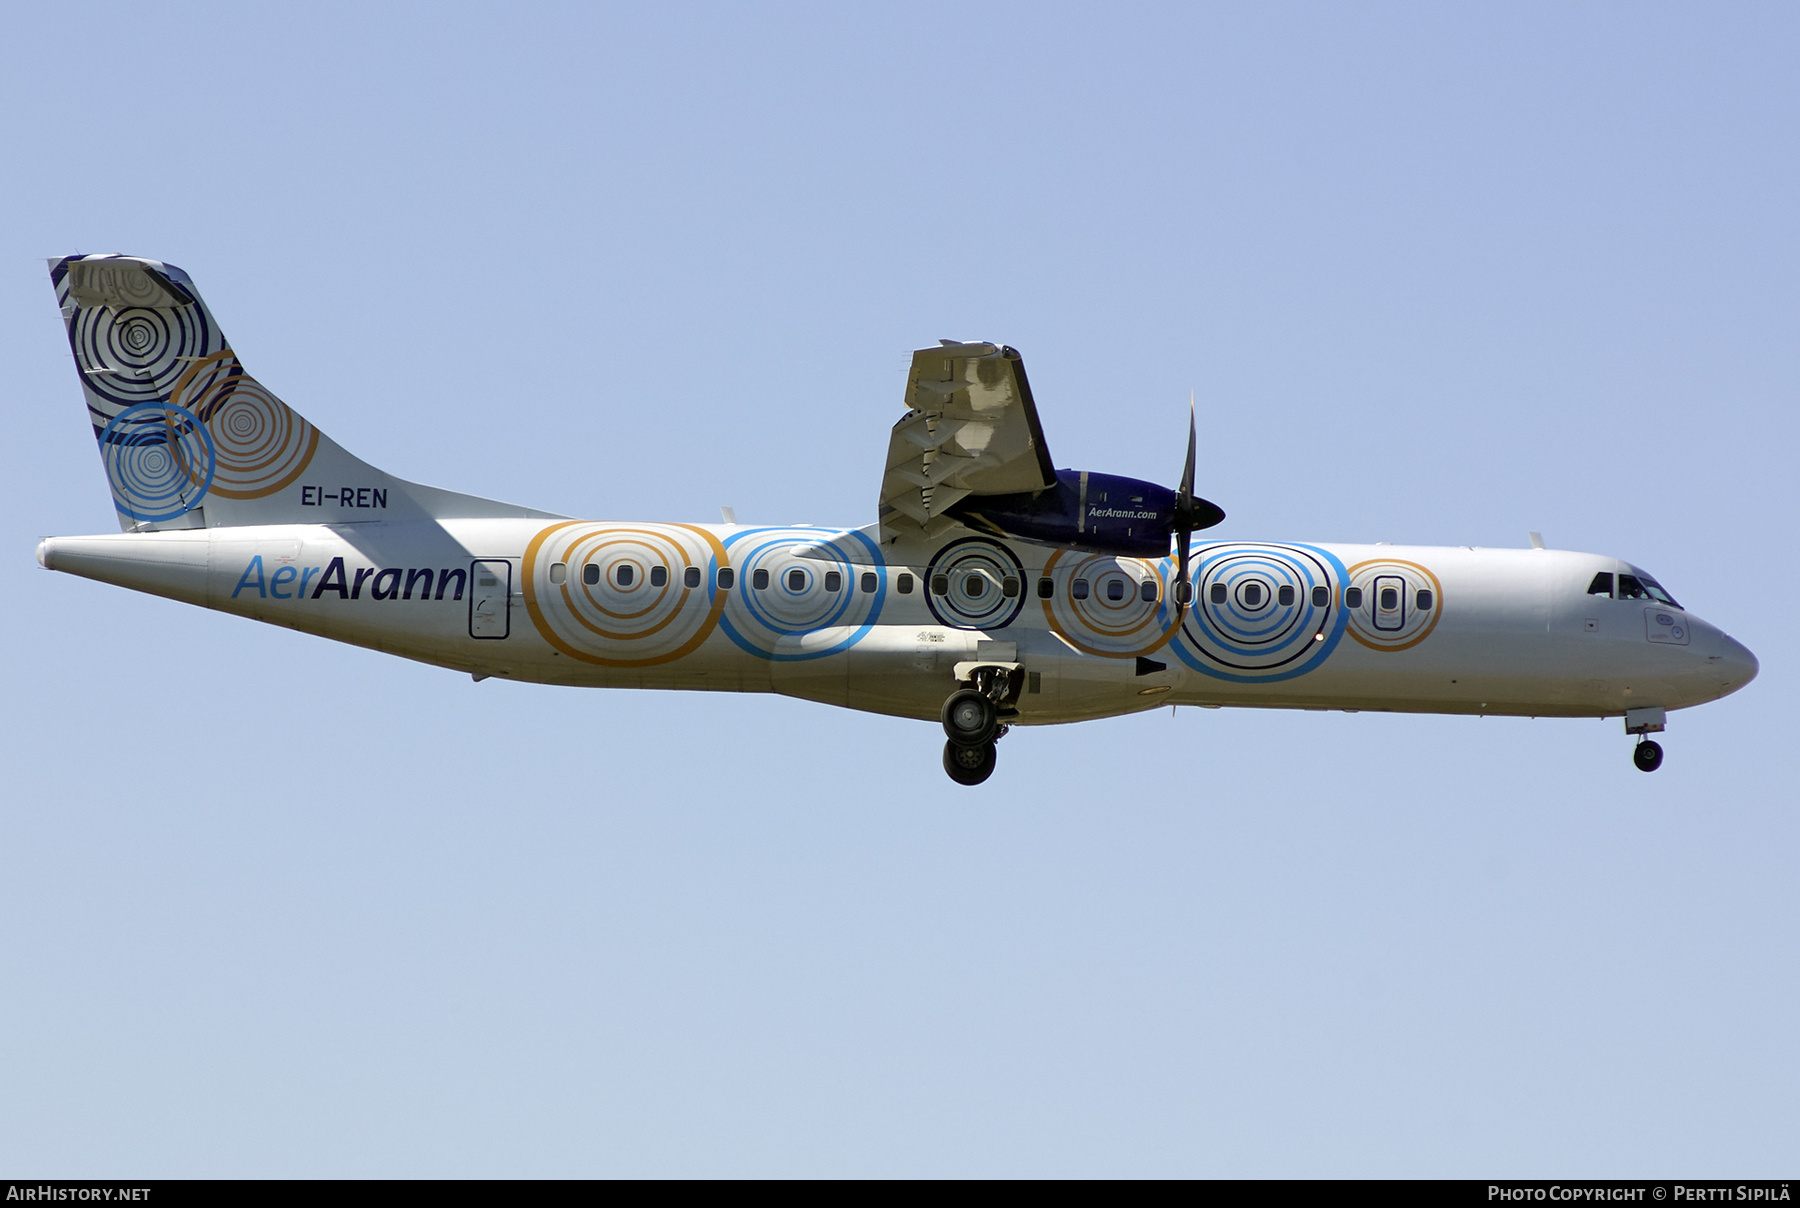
[1626,706,1667,773]
[940,669,1018,786]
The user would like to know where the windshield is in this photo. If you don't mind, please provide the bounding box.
[1618,571,1681,609]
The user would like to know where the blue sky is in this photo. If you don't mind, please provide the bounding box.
[2,2,1794,1176]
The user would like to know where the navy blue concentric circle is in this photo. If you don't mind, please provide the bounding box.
[924,538,1026,631]
[71,303,216,414]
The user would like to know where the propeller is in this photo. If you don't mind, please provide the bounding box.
[1172,398,1197,608]
[1169,392,1224,612]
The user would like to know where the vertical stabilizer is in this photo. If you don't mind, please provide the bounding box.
[49,254,559,530]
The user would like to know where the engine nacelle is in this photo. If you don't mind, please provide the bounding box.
[948,469,1224,558]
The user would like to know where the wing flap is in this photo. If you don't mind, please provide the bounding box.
[878,343,1056,542]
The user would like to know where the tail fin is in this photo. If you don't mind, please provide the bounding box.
[49,254,558,530]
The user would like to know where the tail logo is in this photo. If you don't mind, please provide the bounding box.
[54,257,320,523]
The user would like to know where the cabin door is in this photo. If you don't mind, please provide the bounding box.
[1372,574,1407,631]
[469,559,512,639]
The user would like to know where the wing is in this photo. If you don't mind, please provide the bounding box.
[878,342,1057,542]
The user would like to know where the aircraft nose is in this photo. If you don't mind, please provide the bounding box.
[1715,633,1759,694]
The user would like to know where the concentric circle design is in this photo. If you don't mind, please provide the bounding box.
[98,402,215,522]
[1342,559,1444,652]
[523,522,729,666]
[1039,550,1175,657]
[70,302,216,414]
[923,538,1025,631]
[1169,543,1348,682]
[169,353,318,498]
[720,528,886,660]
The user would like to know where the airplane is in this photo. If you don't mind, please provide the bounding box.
[35,254,1758,785]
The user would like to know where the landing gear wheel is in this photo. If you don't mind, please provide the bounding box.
[942,688,999,747]
[1633,740,1664,773]
[943,739,997,786]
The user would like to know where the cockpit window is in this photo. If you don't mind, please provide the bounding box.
[1637,574,1680,608]
[1617,573,1681,608]
[1587,572,1613,596]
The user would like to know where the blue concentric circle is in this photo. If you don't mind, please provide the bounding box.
[1171,543,1348,682]
[98,401,215,522]
[719,528,886,660]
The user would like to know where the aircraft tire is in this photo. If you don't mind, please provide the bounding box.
[943,739,997,786]
[942,689,999,747]
[1633,740,1664,773]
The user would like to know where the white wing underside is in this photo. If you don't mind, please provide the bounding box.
[878,342,1055,543]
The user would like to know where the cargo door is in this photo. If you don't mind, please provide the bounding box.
[469,559,511,639]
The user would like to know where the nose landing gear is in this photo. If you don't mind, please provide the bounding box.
[1625,706,1667,773]
[939,665,1020,786]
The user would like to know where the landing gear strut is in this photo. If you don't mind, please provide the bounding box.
[1633,739,1664,773]
[939,666,1018,786]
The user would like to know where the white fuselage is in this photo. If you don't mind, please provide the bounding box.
[37,520,1758,726]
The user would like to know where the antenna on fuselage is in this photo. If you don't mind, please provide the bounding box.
[1528,531,1545,550]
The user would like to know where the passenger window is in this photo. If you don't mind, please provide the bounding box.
[896,573,914,594]
[752,569,770,590]
[1106,579,1125,601]
[1345,587,1363,608]
[1379,587,1398,611]
[649,565,667,588]
[1243,583,1262,607]
[787,569,806,591]
[931,574,949,596]
[860,572,877,593]
[684,566,702,589]
[1311,585,1329,607]
[966,575,985,597]
[824,571,841,592]
[1140,580,1157,602]
[1417,589,1434,610]
[1072,579,1090,600]
[1587,572,1613,597]
[1277,585,1295,607]
[716,568,735,590]
[1209,583,1227,605]
[549,562,567,585]
[1002,576,1020,598]
[583,563,600,586]
[1037,577,1054,599]
[616,565,634,587]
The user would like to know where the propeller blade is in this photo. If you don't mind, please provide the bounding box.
[1172,393,1198,610]
[1179,392,1196,506]
[1174,525,1193,608]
